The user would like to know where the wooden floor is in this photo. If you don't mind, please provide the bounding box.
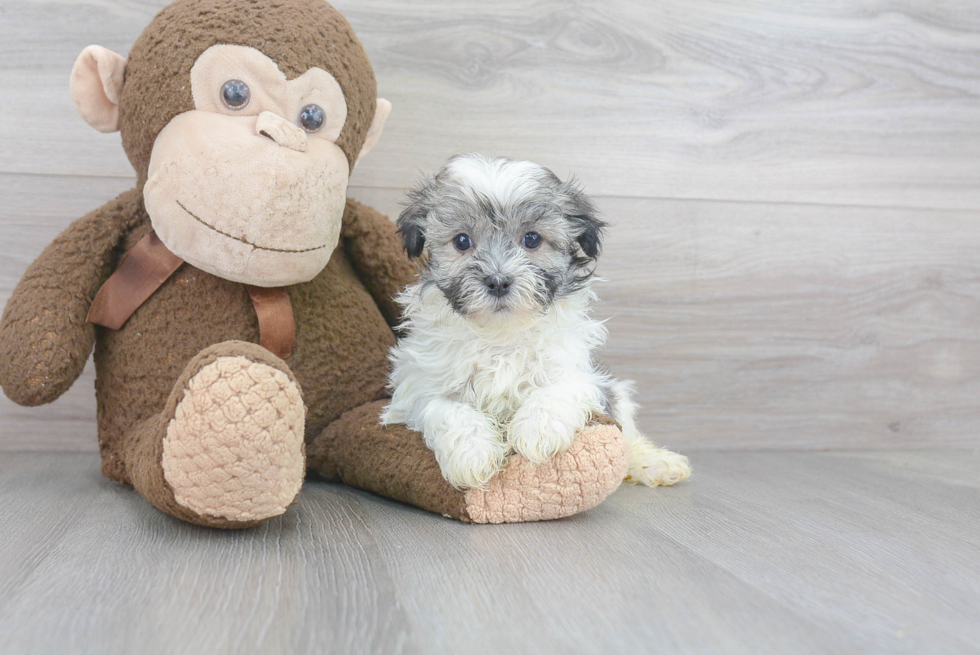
[2,2,979,653]
[0,450,976,654]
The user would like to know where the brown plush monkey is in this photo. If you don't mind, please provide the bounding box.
[0,0,628,528]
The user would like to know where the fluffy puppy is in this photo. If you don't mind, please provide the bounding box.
[381,154,691,490]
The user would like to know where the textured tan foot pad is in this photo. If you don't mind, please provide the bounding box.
[463,422,629,524]
[162,356,306,522]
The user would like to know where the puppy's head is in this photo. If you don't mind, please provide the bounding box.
[397,153,606,323]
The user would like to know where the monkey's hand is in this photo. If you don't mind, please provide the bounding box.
[0,189,141,406]
[341,198,418,327]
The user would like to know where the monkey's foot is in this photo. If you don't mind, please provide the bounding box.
[163,346,305,523]
[127,341,305,528]
[310,404,628,524]
[464,417,628,523]
[624,441,691,487]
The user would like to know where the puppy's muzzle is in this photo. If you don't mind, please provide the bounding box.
[484,274,512,298]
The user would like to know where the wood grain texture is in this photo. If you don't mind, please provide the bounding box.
[1,0,979,208]
[595,197,980,450]
[0,450,977,654]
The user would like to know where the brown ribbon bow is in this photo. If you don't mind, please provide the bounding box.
[87,231,296,359]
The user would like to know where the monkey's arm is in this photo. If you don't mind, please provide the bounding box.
[341,198,417,327]
[0,189,141,406]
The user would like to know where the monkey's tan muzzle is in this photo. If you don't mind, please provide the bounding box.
[143,110,350,287]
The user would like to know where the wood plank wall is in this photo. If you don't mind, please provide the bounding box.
[2,0,979,451]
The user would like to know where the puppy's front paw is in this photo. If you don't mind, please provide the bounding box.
[431,415,508,490]
[626,441,691,486]
[507,401,581,465]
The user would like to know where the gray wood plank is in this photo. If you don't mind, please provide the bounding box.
[0,455,416,655]
[349,485,858,655]
[622,449,980,653]
[0,454,105,602]
[0,451,977,654]
[594,197,980,451]
[1,0,979,209]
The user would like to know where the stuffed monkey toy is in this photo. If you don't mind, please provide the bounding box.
[0,0,629,528]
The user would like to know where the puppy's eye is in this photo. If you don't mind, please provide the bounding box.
[453,234,473,252]
[221,80,250,109]
[522,232,542,249]
[298,104,325,133]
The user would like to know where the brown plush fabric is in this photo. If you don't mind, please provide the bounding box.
[120,0,377,186]
[93,198,399,485]
[0,189,142,407]
[308,400,471,520]
[341,199,419,327]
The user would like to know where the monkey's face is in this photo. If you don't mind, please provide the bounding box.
[143,45,353,287]
[70,12,390,288]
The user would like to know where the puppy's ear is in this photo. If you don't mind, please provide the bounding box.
[558,178,607,260]
[396,209,426,259]
[397,179,433,259]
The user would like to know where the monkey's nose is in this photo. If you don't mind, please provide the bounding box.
[484,275,512,298]
[255,111,308,152]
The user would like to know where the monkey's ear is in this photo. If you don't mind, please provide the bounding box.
[559,179,607,260]
[70,45,127,133]
[354,99,391,167]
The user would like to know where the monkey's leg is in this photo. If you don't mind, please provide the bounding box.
[122,341,306,528]
[307,401,629,524]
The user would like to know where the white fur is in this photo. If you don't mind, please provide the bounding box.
[444,155,545,209]
[381,282,692,490]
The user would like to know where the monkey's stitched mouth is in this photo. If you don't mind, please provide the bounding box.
[175,200,329,254]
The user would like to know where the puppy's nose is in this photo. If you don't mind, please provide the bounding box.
[484,275,512,297]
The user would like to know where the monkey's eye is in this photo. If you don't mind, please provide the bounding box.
[522,232,542,249]
[299,104,325,133]
[453,234,473,252]
[220,80,251,109]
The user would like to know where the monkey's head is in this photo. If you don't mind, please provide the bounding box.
[69,0,390,287]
